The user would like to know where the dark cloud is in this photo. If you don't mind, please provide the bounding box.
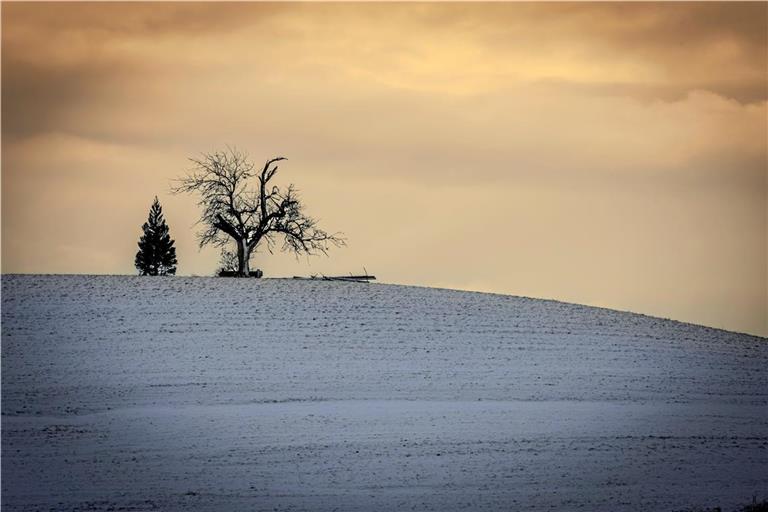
[1,57,128,140]
[412,2,767,103]
[2,2,285,39]
[2,2,765,143]
[1,2,286,140]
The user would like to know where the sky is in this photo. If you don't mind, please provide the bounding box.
[2,2,766,336]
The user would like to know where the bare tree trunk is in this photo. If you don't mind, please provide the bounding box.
[236,240,250,276]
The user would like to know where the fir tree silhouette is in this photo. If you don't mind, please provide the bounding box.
[135,197,178,276]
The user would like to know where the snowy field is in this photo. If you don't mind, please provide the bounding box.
[2,275,766,511]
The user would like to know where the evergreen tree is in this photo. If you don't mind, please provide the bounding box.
[135,197,178,276]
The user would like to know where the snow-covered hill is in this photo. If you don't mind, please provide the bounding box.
[2,275,766,511]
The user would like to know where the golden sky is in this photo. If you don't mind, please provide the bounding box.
[2,2,767,336]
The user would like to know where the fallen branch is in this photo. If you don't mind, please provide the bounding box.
[292,274,376,283]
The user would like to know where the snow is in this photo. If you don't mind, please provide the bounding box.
[2,275,766,511]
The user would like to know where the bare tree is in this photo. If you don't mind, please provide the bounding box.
[173,148,344,276]
[217,248,238,275]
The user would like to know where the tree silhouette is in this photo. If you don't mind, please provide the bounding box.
[135,197,178,276]
[217,248,239,275]
[173,148,344,276]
